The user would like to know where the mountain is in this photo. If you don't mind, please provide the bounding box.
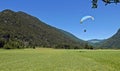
[0,9,86,49]
[87,39,105,48]
[87,39,104,43]
[100,29,120,49]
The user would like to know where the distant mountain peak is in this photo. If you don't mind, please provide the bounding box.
[87,39,104,43]
[2,9,15,13]
[17,11,29,15]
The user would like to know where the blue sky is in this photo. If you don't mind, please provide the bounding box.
[0,0,120,40]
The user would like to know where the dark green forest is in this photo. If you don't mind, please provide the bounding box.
[0,9,90,49]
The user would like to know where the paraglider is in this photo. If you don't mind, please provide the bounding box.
[80,16,94,23]
[80,16,94,32]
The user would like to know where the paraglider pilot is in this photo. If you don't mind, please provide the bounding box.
[84,29,87,32]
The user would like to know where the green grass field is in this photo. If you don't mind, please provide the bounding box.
[0,48,120,71]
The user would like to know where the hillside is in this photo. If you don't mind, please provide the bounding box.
[100,29,120,49]
[87,39,104,43]
[0,9,86,49]
[87,39,105,48]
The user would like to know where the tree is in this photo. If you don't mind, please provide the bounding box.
[84,43,94,49]
[92,0,120,8]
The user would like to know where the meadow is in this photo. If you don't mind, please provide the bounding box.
[0,48,120,71]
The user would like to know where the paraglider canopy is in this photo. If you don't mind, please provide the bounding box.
[80,16,94,23]
[80,15,94,32]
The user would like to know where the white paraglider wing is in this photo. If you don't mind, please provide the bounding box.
[80,16,94,23]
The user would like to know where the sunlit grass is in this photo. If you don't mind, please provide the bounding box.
[0,48,120,71]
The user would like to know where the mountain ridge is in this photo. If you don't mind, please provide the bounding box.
[87,39,104,43]
[99,29,120,48]
[0,9,86,49]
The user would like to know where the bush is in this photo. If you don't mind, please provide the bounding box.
[0,39,5,48]
[3,39,24,49]
[84,43,94,49]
